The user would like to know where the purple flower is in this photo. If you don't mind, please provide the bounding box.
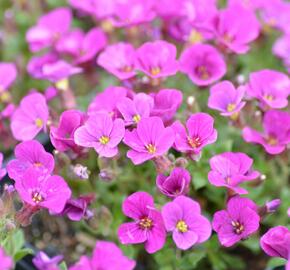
[136,40,179,78]
[208,81,246,119]
[33,251,63,270]
[156,167,191,198]
[179,44,226,86]
[213,4,260,54]
[11,93,49,141]
[97,42,137,80]
[246,69,290,109]
[15,168,71,213]
[150,89,183,124]
[208,152,260,194]
[117,93,153,126]
[172,113,217,156]
[70,241,136,270]
[50,110,86,152]
[162,196,211,250]
[0,62,17,92]
[243,110,290,155]
[118,191,166,253]
[74,113,125,158]
[273,35,290,73]
[7,140,54,182]
[26,7,72,52]
[0,153,7,181]
[123,117,175,165]
[266,199,281,213]
[212,196,260,247]
[0,247,13,270]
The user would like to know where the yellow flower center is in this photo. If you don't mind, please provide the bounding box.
[132,114,141,123]
[150,67,161,76]
[122,66,133,73]
[99,136,110,145]
[227,103,236,112]
[231,221,244,235]
[264,94,273,101]
[139,217,153,230]
[189,29,203,44]
[0,91,10,102]
[146,143,156,154]
[197,66,209,80]
[176,220,188,233]
[34,162,43,167]
[32,191,44,204]
[35,118,43,128]
[56,78,69,91]
[187,136,202,149]
[267,136,277,146]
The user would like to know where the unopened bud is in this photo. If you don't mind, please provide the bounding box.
[99,169,115,182]
[266,199,281,213]
[72,164,90,180]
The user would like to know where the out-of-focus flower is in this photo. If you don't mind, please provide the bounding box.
[0,153,7,181]
[243,110,290,155]
[208,81,246,119]
[72,164,90,180]
[11,93,49,141]
[265,199,281,213]
[212,196,260,247]
[26,7,72,52]
[246,69,290,109]
[0,104,15,119]
[179,44,226,86]
[172,113,217,157]
[150,89,183,125]
[68,0,96,15]
[228,0,264,10]
[212,4,260,54]
[117,93,153,126]
[7,140,54,182]
[97,42,137,80]
[33,251,63,270]
[15,168,71,213]
[44,86,58,101]
[50,110,86,152]
[156,167,191,198]
[0,247,13,270]
[74,113,125,158]
[0,62,17,93]
[208,152,260,194]
[118,191,166,253]
[162,196,211,250]
[273,35,290,73]
[136,40,179,79]
[69,241,136,270]
[123,117,175,165]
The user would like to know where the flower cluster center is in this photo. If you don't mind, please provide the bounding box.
[267,135,277,146]
[188,136,202,148]
[139,217,153,230]
[197,66,209,80]
[227,103,236,112]
[150,67,161,76]
[32,191,44,204]
[146,143,156,154]
[176,220,188,233]
[231,221,244,234]
[133,114,141,123]
[35,118,43,128]
[99,135,110,145]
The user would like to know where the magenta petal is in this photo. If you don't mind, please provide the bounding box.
[118,222,147,244]
[172,230,198,250]
[186,215,212,243]
[161,201,182,231]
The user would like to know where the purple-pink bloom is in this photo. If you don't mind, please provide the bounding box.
[7,140,54,182]
[212,196,260,247]
[266,199,281,213]
[208,152,260,194]
[243,110,290,155]
[0,153,7,181]
[123,117,175,165]
[118,191,166,253]
[74,113,125,158]
[0,62,17,92]
[179,44,226,86]
[11,93,49,141]
[162,196,211,250]
[50,110,86,152]
[172,113,217,156]
[97,42,137,80]
[273,35,290,73]
[156,167,191,198]
[246,69,290,109]
[208,81,246,118]
[15,168,71,213]
[117,93,153,126]
[136,40,179,78]
[0,247,13,270]
[33,251,63,270]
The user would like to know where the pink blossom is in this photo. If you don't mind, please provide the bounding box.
[123,117,175,165]
[273,35,290,73]
[74,113,125,158]
[0,62,17,92]
[33,251,63,270]
[118,191,166,253]
[162,196,211,250]
[179,44,226,86]
[0,153,7,181]
[68,0,95,15]
[0,247,13,270]
[11,93,49,141]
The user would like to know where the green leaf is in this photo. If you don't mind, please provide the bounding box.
[266,257,286,269]
[59,261,68,270]
[14,248,34,261]
[3,230,25,258]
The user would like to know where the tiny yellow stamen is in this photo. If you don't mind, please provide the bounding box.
[56,78,69,91]
[99,136,110,145]
[227,103,236,112]
[197,66,209,80]
[34,162,43,167]
[122,66,133,73]
[146,143,156,154]
[150,67,161,76]
[100,20,114,33]
[32,192,44,204]
[132,114,141,123]
[0,91,10,103]
[139,217,153,230]
[264,94,273,101]
[231,221,244,235]
[188,136,202,149]
[267,136,277,146]
[189,29,203,44]
[176,220,188,233]
[35,118,43,128]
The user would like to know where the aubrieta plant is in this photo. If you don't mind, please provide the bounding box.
[0,0,289,270]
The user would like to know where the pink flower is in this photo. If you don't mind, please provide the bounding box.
[97,42,137,80]
[7,140,54,182]
[0,62,17,92]
[123,117,175,165]
[179,44,226,86]
[156,167,191,198]
[50,110,86,152]
[117,93,153,126]
[243,110,290,155]
[0,247,13,270]
[172,113,217,156]
[212,4,260,54]
[136,40,179,78]
[150,89,183,124]
[68,0,95,15]
[70,241,136,270]
[11,93,49,141]
[208,81,246,118]
[118,191,166,253]
[33,251,63,270]
[208,152,260,194]
[246,69,290,109]
[15,168,71,213]
[212,196,260,247]
[74,113,125,158]
[273,35,290,73]
[26,7,72,52]
[0,153,7,181]
[162,196,211,250]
